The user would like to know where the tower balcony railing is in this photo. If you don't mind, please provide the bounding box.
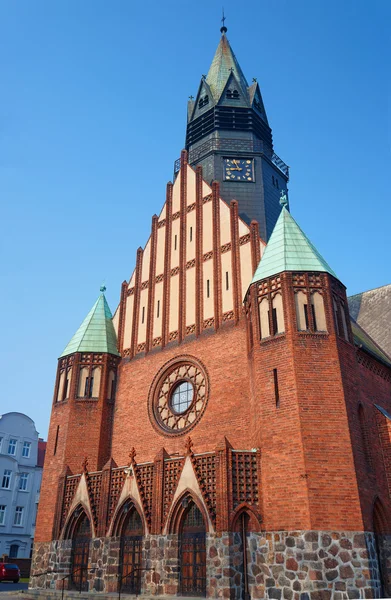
[173,138,289,179]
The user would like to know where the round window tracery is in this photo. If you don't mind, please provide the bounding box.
[148,357,209,436]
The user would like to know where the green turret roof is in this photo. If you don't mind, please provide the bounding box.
[251,206,337,285]
[206,32,249,101]
[60,292,119,358]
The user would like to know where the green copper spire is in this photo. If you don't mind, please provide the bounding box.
[206,30,249,101]
[60,290,119,358]
[251,199,337,285]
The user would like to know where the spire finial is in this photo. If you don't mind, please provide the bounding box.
[279,190,288,208]
[220,8,227,34]
[100,285,106,293]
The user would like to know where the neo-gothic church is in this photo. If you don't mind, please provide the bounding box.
[31,26,391,600]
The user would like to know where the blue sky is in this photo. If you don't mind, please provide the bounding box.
[1,0,390,438]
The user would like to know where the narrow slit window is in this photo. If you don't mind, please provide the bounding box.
[174,235,177,250]
[62,377,69,401]
[207,279,210,298]
[272,308,278,335]
[226,271,229,291]
[54,426,59,456]
[303,304,309,330]
[190,227,193,242]
[157,300,160,318]
[273,369,280,408]
[311,304,317,331]
[142,306,145,324]
[84,377,90,397]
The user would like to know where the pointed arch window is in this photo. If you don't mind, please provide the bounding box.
[272,293,285,335]
[78,366,102,399]
[295,291,309,331]
[311,292,327,332]
[56,366,72,402]
[108,370,116,401]
[340,300,349,340]
[258,297,270,339]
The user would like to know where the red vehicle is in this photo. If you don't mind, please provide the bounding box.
[0,563,20,583]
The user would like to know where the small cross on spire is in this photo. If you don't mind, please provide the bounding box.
[221,8,227,34]
[100,285,106,293]
[188,95,194,101]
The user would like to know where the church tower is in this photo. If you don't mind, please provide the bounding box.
[184,25,289,240]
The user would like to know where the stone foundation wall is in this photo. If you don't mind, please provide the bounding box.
[30,531,390,599]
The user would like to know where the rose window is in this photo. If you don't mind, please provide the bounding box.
[148,357,209,435]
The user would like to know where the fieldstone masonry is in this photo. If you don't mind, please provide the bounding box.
[30,530,391,599]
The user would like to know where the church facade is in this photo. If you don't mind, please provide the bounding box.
[31,27,391,600]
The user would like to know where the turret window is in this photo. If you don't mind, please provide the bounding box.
[295,291,309,331]
[198,95,209,108]
[272,294,285,334]
[340,300,349,340]
[108,370,117,401]
[258,293,285,340]
[226,89,240,99]
[56,366,72,402]
[259,297,270,339]
[311,292,327,332]
[78,365,101,399]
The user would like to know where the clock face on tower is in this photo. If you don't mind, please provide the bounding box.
[224,158,255,182]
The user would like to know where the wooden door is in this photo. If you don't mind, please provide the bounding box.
[119,508,143,594]
[70,514,91,591]
[180,503,206,597]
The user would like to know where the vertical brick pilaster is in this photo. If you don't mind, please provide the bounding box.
[250,220,261,275]
[130,247,143,358]
[117,280,128,354]
[251,283,260,342]
[97,459,114,537]
[52,467,70,539]
[162,183,173,348]
[230,200,242,325]
[178,150,188,342]
[212,181,222,331]
[146,215,158,353]
[195,166,204,337]
[215,439,232,532]
[152,448,167,534]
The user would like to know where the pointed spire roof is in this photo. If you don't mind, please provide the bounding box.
[251,206,337,284]
[60,289,119,358]
[206,32,249,101]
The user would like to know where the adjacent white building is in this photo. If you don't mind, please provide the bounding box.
[0,413,46,559]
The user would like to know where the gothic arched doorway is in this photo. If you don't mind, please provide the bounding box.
[119,505,143,594]
[70,511,91,591]
[179,500,206,597]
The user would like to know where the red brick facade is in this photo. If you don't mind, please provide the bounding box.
[32,159,391,598]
